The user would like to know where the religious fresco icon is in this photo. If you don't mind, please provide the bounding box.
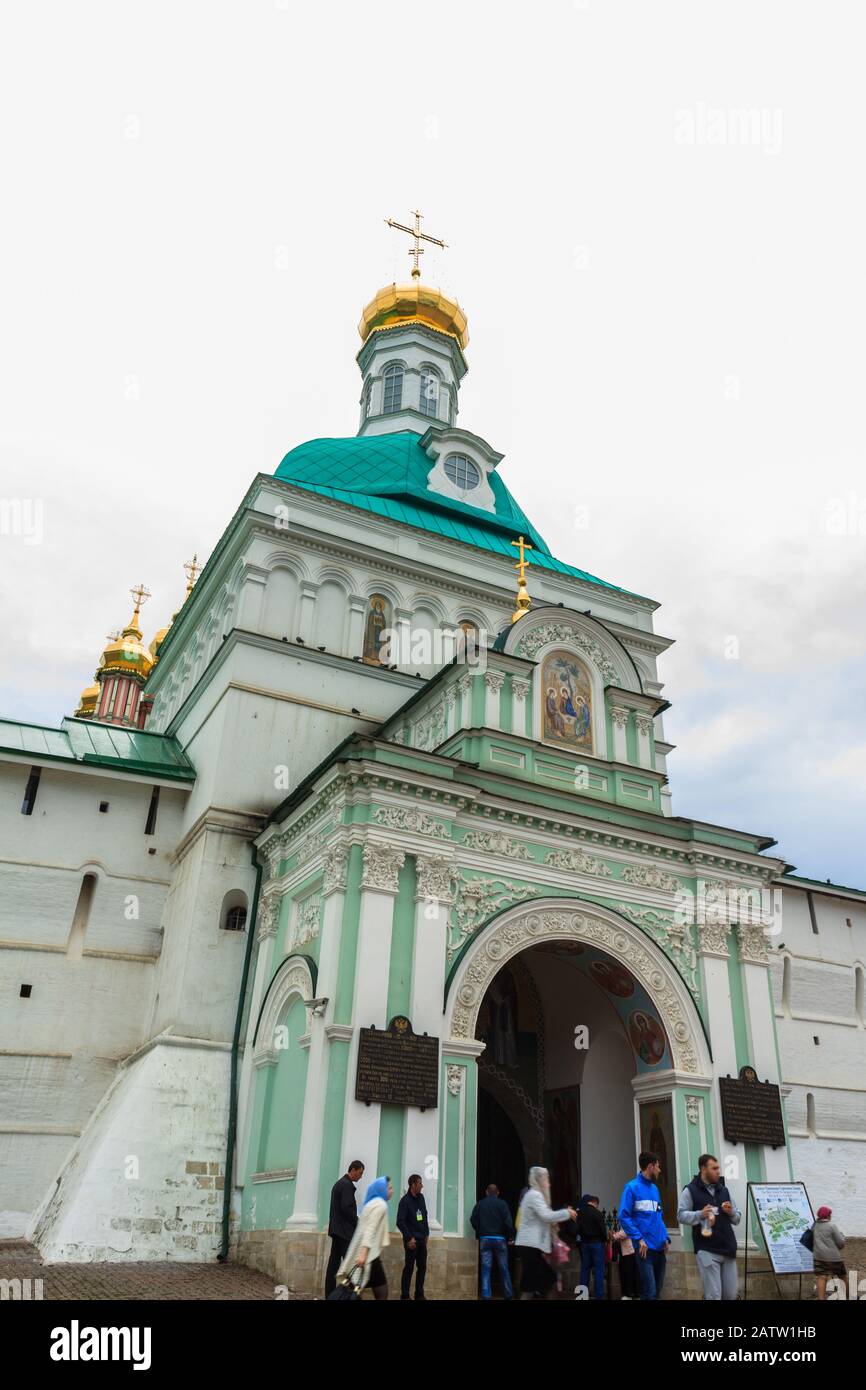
[541,650,593,751]
[590,958,635,998]
[628,1009,667,1066]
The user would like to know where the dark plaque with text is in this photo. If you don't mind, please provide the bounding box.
[355,1016,439,1109]
[719,1066,785,1147]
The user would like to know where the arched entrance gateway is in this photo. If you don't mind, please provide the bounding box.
[441,901,715,1273]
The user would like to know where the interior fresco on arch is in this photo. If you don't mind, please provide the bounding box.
[474,942,672,1211]
[540,648,593,751]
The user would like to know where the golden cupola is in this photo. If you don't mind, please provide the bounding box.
[74,672,101,720]
[358,282,468,349]
[357,211,468,439]
[99,597,155,681]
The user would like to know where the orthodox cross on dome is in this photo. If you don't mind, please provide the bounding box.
[129,583,151,619]
[183,553,202,596]
[385,209,447,279]
[511,535,533,624]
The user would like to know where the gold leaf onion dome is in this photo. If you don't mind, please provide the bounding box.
[74,680,100,718]
[358,283,469,349]
[149,625,171,661]
[100,609,154,680]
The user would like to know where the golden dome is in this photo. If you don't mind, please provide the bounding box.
[358,283,468,350]
[74,680,100,719]
[149,624,171,661]
[100,609,154,681]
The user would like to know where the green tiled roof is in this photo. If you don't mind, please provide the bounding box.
[274,432,631,595]
[0,717,196,782]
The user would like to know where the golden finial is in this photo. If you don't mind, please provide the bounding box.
[511,535,533,623]
[385,209,447,280]
[183,553,202,596]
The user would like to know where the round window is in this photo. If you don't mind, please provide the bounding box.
[444,454,481,491]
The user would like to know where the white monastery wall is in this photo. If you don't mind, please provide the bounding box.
[775,884,866,1237]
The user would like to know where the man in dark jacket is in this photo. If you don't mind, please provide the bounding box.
[676,1153,741,1300]
[470,1184,515,1300]
[577,1195,608,1300]
[397,1174,429,1300]
[324,1160,364,1297]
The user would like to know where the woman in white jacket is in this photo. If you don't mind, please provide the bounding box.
[515,1166,576,1300]
[335,1175,393,1300]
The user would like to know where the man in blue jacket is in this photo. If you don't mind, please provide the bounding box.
[619,1150,671,1299]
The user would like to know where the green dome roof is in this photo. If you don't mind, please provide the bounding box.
[274,431,627,594]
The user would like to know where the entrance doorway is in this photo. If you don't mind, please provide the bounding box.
[474,939,670,1222]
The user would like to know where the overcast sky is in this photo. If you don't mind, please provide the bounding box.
[1,1,863,886]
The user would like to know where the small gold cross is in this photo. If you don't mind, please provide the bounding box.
[511,536,533,624]
[385,209,447,279]
[183,554,203,595]
[129,583,151,615]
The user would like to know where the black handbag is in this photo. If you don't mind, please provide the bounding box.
[800,1226,814,1251]
[326,1265,364,1301]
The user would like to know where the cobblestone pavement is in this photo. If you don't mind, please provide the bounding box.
[0,1240,280,1300]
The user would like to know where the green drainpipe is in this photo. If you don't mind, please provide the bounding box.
[218,842,263,1262]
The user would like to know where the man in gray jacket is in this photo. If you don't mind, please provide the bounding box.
[677,1154,741,1300]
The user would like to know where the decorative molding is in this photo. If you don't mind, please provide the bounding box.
[446,1064,464,1096]
[697,921,731,958]
[256,891,280,942]
[511,678,530,701]
[685,1096,701,1126]
[361,841,406,893]
[611,705,630,730]
[449,877,537,959]
[463,829,532,861]
[251,1168,296,1184]
[413,702,447,752]
[620,863,680,892]
[636,714,655,737]
[253,957,314,1066]
[323,842,350,895]
[735,922,770,966]
[612,903,699,1000]
[374,806,449,839]
[416,854,458,904]
[291,893,321,950]
[324,1023,353,1043]
[483,670,505,694]
[514,623,619,682]
[545,847,612,878]
[447,904,705,1075]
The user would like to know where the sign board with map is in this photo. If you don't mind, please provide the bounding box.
[749,1182,815,1274]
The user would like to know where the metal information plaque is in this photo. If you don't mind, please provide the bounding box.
[719,1065,786,1147]
[355,1015,439,1109]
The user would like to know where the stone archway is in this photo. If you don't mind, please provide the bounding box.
[445,899,711,1077]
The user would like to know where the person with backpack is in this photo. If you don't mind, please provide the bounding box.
[619,1151,670,1300]
[811,1205,846,1300]
[676,1153,741,1300]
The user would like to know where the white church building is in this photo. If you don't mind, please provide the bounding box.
[1,244,864,1298]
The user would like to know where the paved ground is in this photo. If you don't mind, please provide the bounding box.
[0,1240,280,1300]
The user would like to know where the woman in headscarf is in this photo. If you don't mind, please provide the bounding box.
[335,1175,394,1300]
[515,1166,576,1299]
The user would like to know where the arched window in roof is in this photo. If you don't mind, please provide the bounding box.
[382,363,403,415]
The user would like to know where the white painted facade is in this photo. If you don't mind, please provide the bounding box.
[0,280,863,1272]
